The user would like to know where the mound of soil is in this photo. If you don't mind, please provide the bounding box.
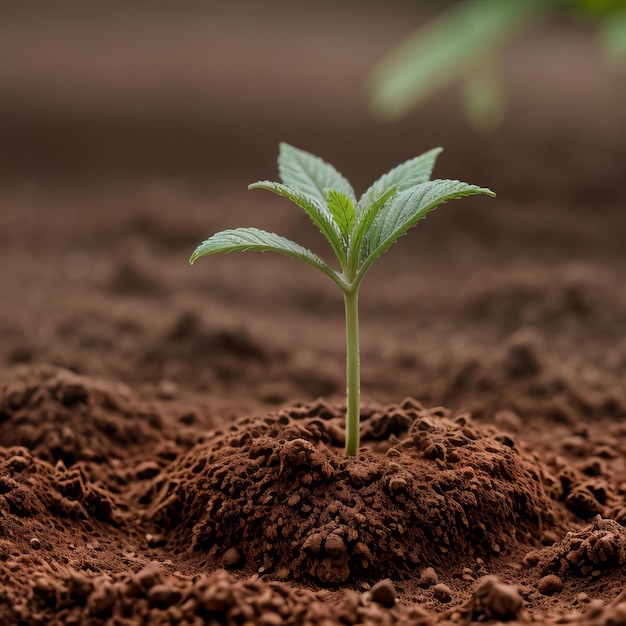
[0,366,193,467]
[145,402,560,585]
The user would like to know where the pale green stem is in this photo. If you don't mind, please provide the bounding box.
[343,289,360,456]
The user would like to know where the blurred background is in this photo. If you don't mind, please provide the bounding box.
[1,0,623,187]
[0,0,625,412]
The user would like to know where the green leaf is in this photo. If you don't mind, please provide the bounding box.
[348,186,397,269]
[278,143,356,205]
[357,147,442,212]
[327,190,355,240]
[357,180,495,281]
[369,0,542,120]
[190,228,346,290]
[249,180,347,266]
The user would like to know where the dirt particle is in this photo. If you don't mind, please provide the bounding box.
[433,583,453,603]
[523,550,540,567]
[87,581,116,615]
[223,546,242,567]
[348,464,374,486]
[287,493,300,506]
[156,379,179,400]
[471,575,523,621]
[302,533,323,555]
[536,517,626,577]
[32,576,58,607]
[317,556,350,584]
[537,574,563,596]
[418,567,439,588]
[147,583,182,609]
[324,533,347,558]
[503,328,543,378]
[423,442,446,461]
[29,537,41,550]
[462,568,476,582]
[258,611,284,626]
[7,455,31,472]
[131,565,163,592]
[565,486,605,518]
[369,578,397,608]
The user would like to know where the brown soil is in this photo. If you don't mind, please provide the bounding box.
[1,3,626,625]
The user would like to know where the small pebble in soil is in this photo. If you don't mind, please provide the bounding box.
[471,575,523,621]
[433,583,453,603]
[537,574,563,596]
[324,533,347,558]
[462,567,475,581]
[29,537,41,550]
[522,550,540,567]
[418,567,439,588]
[368,579,397,608]
[222,546,242,567]
[131,564,162,592]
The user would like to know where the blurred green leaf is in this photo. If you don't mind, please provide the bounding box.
[462,60,505,132]
[601,10,626,60]
[369,0,543,121]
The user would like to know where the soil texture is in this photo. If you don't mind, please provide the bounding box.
[1,3,626,625]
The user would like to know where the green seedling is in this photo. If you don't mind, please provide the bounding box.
[190,143,494,455]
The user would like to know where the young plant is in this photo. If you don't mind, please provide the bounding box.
[190,143,494,456]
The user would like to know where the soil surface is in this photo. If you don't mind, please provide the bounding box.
[1,3,626,625]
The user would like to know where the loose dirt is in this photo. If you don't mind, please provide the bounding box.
[1,4,625,624]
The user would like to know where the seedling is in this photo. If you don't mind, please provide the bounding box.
[190,143,494,455]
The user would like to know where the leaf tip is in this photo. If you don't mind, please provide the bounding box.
[189,242,207,265]
[278,142,295,156]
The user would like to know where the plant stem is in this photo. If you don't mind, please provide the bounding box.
[343,289,360,456]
